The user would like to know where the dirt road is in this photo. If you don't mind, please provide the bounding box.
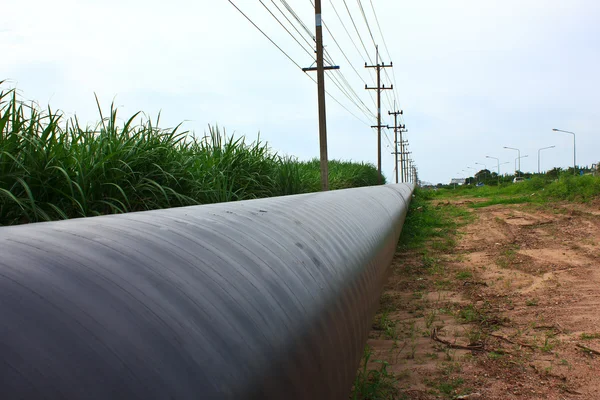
[365,197,600,399]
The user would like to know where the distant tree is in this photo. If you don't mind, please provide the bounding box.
[546,167,562,179]
[475,169,490,182]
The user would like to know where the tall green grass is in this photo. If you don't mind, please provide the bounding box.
[0,83,383,226]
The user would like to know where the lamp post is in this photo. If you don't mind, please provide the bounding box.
[466,166,476,184]
[504,146,521,176]
[552,129,576,175]
[498,162,510,174]
[498,162,510,183]
[515,155,528,174]
[486,156,500,185]
[537,145,555,174]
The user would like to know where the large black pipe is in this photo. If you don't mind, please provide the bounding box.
[0,183,414,399]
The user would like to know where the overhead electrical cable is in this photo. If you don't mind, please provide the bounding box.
[269,0,316,50]
[281,0,316,40]
[356,0,377,48]
[228,0,304,70]
[341,0,373,64]
[321,45,376,117]
[335,70,376,117]
[327,0,379,101]
[326,69,376,120]
[259,1,315,60]
[304,74,371,126]
[367,0,403,115]
[321,22,377,108]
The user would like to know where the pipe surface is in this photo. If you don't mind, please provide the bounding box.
[0,183,414,399]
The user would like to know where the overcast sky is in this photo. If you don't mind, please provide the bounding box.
[3,0,599,184]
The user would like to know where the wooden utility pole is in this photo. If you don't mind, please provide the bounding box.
[365,46,393,184]
[303,0,339,191]
[399,128,408,182]
[402,145,411,183]
[387,110,403,184]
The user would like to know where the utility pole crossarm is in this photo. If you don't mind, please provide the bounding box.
[301,66,340,72]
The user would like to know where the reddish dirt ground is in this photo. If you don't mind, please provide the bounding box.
[366,198,600,399]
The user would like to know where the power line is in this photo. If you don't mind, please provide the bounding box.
[383,68,399,108]
[356,0,377,48]
[326,0,379,84]
[228,1,304,70]
[335,70,376,117]
[321,21,377,109]
[321,44,376,117]
[325,68,375,120]
[309,0,377,109]
[328,0,367,65]
[342,0,373,64]
[281,0,315,41]
[304,73,371,126]
[369,0,393,70]
[368,0,403,117]
[327,71,364,111]
[269,0,315,50]
[259,1,315,60]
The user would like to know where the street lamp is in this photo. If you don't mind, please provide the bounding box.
[537,145,555,174]
[498,162,510,182]
[552,129,576,175]
[498,162,510,174]
[486,156,500,185]
[466,166,476,184]
[504,146,521,176]
[515,155,528,173]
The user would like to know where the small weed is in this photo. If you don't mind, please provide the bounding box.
[541,335,555,353]
[425,310,437,329]
[488,351,504,360]
[559,359,572,370]
[407,322,418,359]
[435,279,452,289]
[526,298,539,307]
[436,377,465,397]
[351,346,398,400]
[385,324,398,341]
[580,333,600,340]
[444,347,456,361]
[455,270,473,280]
[374,311,394,331]
[457,305,479,323]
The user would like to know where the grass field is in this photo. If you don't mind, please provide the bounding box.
[0,83,383,226]
[434,174,600,205]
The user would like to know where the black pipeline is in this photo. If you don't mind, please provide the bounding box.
[0,183,413,399]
